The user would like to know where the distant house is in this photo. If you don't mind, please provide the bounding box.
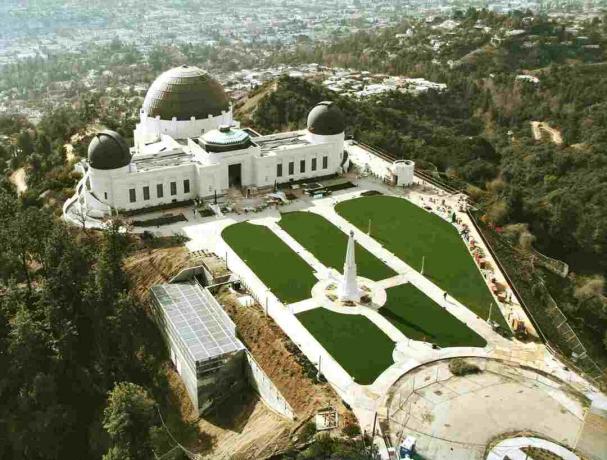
[516,75,540,84]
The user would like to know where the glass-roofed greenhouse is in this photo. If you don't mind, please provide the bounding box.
[150,283,245,414]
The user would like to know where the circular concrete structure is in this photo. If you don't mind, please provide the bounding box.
[312,274,387,309]
[382,357,594,460]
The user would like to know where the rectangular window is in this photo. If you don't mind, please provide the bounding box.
[300,159,306,173]
[277,163,283,177]
[129,188,136,203]
[170,181,177,196]
[322,156,328,169]
[143,186,150,201]
[157,183,164,198]
[183,179,190,194]
[311,158,317,171]
[288,162,294,175]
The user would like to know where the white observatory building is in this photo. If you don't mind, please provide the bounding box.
[63,65,414,223]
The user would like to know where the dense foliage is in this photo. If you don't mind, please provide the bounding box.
[0,191,197,459]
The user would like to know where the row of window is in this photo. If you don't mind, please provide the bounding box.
[129,179,190,203]
[276,155,329,178]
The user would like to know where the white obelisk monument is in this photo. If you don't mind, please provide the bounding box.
[339,231,361,302]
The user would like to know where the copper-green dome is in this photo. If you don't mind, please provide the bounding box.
[201,126,252,153]
[307,101,345,135]
[142,65,229,121]
[87,130,131,170]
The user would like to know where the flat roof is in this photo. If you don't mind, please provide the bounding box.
[132,150,194,172]
[151,283,244,363]
[254,131,310,155]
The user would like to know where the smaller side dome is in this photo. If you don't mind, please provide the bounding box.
[87,130,131,170]
[307,101,345,135]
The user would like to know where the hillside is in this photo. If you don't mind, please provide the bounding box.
[238,10,607,367]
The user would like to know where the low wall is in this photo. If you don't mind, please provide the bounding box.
[245,351,295,420]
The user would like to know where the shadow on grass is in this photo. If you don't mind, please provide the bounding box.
[381,307,437,340]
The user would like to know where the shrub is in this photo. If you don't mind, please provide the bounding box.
[448,358,481,376]
[342,423,361,438]
[300,421,317,441]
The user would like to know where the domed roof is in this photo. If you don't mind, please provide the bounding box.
[307,101,345,135]
[87,130,131,170]
[201,125,252,153]
[142,65,229,121]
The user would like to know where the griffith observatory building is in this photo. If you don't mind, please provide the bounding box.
[63,65,413,222]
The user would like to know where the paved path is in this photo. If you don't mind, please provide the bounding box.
[178,179,607,439]
[309,200,508,350]
[531,121,563,145]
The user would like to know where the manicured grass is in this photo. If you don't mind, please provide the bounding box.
[336,195,508,329]
[278,211,396,281]
[381,284,487,348]
[222,222,317,304]
[297,307,395,384]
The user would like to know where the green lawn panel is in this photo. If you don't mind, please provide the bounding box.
[381,284,487,348]
[278,211,396,281]
[222,222,317,304]
[336,195,508,330]
[297,308,395,384]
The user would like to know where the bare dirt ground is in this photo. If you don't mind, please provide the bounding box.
[9,167,27,194]
[64,143,76,163]
[234,81,278,126]
[530,121,564,145]
[124,245,355,458]
[124,245,191,301]
[165,365,293,460]
[219,289,355,424]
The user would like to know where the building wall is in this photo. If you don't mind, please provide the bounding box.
[268,141,343,187]
[134,108,238,147]
[150,297,199,409]
[87,130,345,213]
[245,351,295,420]
[100,164,199,211]
[196,350,246,415]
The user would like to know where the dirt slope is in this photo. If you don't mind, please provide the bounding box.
[218,289,354,423]
[124,245,190,301]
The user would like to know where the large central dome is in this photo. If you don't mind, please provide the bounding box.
[142,65,230,121]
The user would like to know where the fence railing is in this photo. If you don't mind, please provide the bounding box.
[467,211,606,387]
[217,240,354,397]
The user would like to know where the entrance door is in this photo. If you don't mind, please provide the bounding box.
[228,163,242,188]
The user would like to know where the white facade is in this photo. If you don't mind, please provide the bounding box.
[133,106,237,149]
[67,125,345,217]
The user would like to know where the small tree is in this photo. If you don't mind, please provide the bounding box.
[102,382,156,460]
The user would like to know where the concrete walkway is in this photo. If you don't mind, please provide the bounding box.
[178,179,607,439]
